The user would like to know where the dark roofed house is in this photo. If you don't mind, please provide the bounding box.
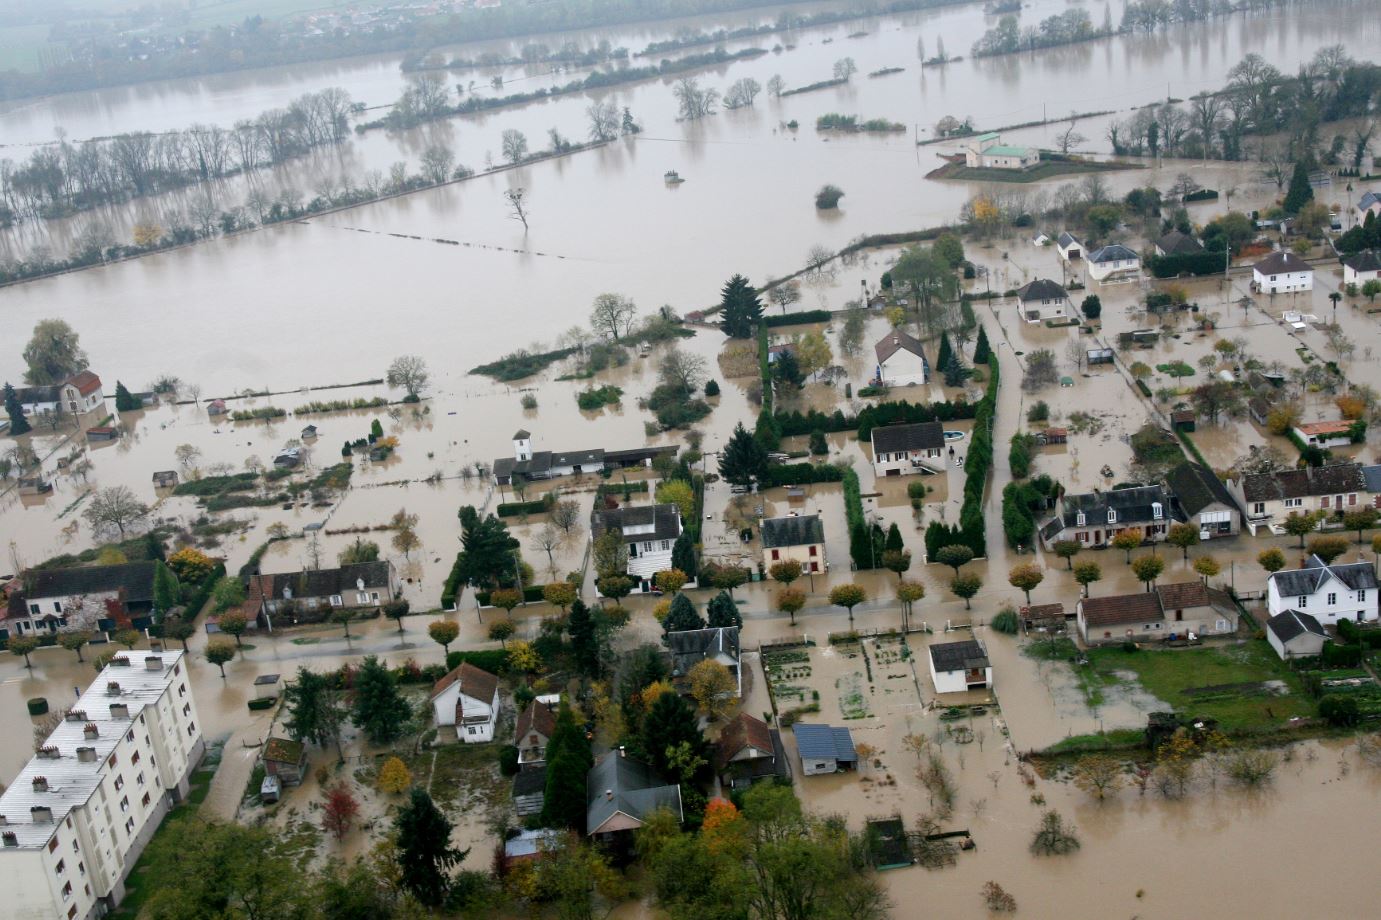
[1266,610,1328,660]
[1167,461,1241,539]
[4,561,160,638]
[1267,554,1380,626]
[247,561,397,628]
[492,428,674,485]
[666,627,741,697]
[1344,250,1381,285]
[1252,250,1313,294]
[761,514,826,573]
[1016,279,1071,323]
[928,639,992,693]
[151,470,179,488]
[586,751,682,836]
[1087,244,1141,282]
[512,765,548,817]
[793,723,858,775]
[1039,485,1178,550]
[591,503,684,593]
[1232,463,1366,530]
[871,421,946,478]
[1155,230,1205,257]
[716,712,791,789]
[1057,232,1082,261]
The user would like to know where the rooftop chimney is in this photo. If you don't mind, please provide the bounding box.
[110,703,129,720]
[144,655,163,671]
[36,746,60,760]
[0,814,7,825]
[106,681,121,697]
[605,789,613,801]
[31,777,48,793]
[29,806,52,823]
[76,747,97,764]
[1,831,15,848]
[83,724,99,740]
[111,657,130,667]
[64,710,87,723]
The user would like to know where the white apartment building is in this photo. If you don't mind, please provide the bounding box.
[0,650,204,920]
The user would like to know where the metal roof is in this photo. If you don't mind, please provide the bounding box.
[0,651,186,848]
[792,724,857,762]
[761,514,825,549]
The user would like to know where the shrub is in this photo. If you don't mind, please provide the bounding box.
[520,393,538,409]
[576,385,622,410]
[991,609,1019,634]
[815,184,845,209]
[499,745,520,776]
[27,697,48,716]
[705,380,720,397]
[1319,695,1360,727]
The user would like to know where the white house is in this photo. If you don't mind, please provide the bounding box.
[1266,609,1329,661]
[873,329,929,388]
[3,562,160,638]
[591,503,683,593]
[1056,232,1083,262]
[1343,250,1381,286]
[492,429,677,486]
[1252,250,1314,294]
[963,132,1038,169]
[430,661,501,741]
[1015,278,1071,323]
[1267,554,1379,626]
[1356,191,1381,227]
[1086,244,1141,283]
[928,639,992,693]
[14,370,105,418]
[515,695,559,765]
[870,421,945,477]
[0,651,203,920]
[1293,420,1355,449]
[761,514,826,574]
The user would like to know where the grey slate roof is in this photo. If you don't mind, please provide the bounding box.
[262,561,391,600]
[761,514,825,549]
[23,561,158,604]
[929,639,989,673]
[1344,250,1381,273]
[586,752,681,834]
[591,503,682,543]
[1057,231,1080,248]
[871,421,945,454]
[1363,464,1381,495]
[1240,463,1366,503]
[1359,191,1381,210]
[1167,461,1239,518]
[1156,230,1204,255]
[1054,485,1178,530]
[1016,278,1069,303]
[1270,555,1380,597]
[512,765,548,798]
[1253,250,1312,275]
[874,328,927,365]
[666,626,740,678]
[1267,610,1326,644]
[1088,244,1138,263]
[793,724,857,762]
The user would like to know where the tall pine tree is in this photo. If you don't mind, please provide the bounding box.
[718,274,763,338]
[542,703,593,830]
[1283,161,1314,215]
[642,691,708,780]
[662,593,705,634]
[719,423,768,487]
[567,599,600,678]
[973,326,991,365]
[671,530,698,580]
[114,381,141,412]
[706,590,741,628]
[350,656,411,745]
[395,789,465,907]
[4,383,31,435]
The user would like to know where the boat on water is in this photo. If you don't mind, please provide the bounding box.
[664,170,685,184]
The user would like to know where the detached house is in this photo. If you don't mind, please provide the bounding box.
[1266,609,1329,661]
[14,370,104,418]
[244,561,398,628]
[871,421,946,477]
[928,639,992,693]
[1056,232,1083,262]
[1293,420,1355,449]
[492,429,677,486]
[666,626,741,697]
[1078,582,1238,645]
[1252,250,1313,294]
[515,696,559,765]
[1155,230,1204,257]
[873,329,929,388]
[715,712,790,789]
[591,503,683,594]
[1166,461,1241,539]
[1086,244,1141,283]
[430,661,501,741]
[963,132,1038,169]
[2,561,161,638]
[1015,279,1072,323]
[586,751,682,837]
[1343,250,1381,286]
[1039,485,1178,549]
[761,513,826,574]
[1267,554,1379,626]
[1230,463,1366,531]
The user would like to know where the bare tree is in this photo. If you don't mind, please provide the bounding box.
[83,486,150,537]
[1056,120,1086,154]
[589,293,637,341]
[504,187,530,231]
[673,77,719,120]
[586,100,620,142]
[501,129,529,164]
[766,74,785,98]
[550,499,582,536]
[386,355,430,400]
[768,281,802,315]
[723,78,762,109]
[833,57,858,80]
[531,524,564,574]
[658,347,708,393]
[419,144,455,184]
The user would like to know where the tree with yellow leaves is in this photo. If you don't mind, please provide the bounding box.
[637,679,675,713]
[507,640,542,674]
[377,756,412,794]
[132,223,163,248]
[688,659,737,721]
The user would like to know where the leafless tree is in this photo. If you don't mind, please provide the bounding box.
[586,100,620,142]
[768,281,802,315]
[531,524,564,574]
[589,293,637,341]
[1056,120,1086,154]
[723,78,763,109]
[766,74,785,98]
[386,355,430,399]
[673,77,719,120]
[550,499,582,536]
[83,486,150,537]
[658,347,708,393]
[419,144,455,184]
[501,129,529,165]
[504,187,530,231]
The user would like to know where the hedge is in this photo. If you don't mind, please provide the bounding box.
[445,649,510,674]
[182,563,227,622]
[597,481,648,496]
[765,463,845,487]
[496,498,551,517]
[765,309,833,328]
[775,398,976,439]
[476,584,547,606]
[441,554,466,609]
[247,697,275,711]
[1147,251,1228,278]
[1183,188,1219,202]
[926,352,999,559]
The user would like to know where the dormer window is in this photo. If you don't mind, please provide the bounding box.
[1152,502,1163,520]
[1107,509,1117,524]
[1075,512,1086,527]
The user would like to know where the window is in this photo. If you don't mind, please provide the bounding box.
[660,541,670,552]
[173,663,180,675]
[1253,502,1265,515]
[72,838,78,853]
[178,683,185,697]
[136,772,144,787]
[1078,531,1089,543]
[187,723,196,736]
[114,776,124,791]
[119,796,129,813]
[131,752,140,765]
[1076,513,1086,527]
[1360,590,1368,602]
[125,730,134,743]
[124,818,134,835]
[107,754,117,768]
[771,549,780,561]
[55,859,65,875]
[1284,498,1301,509]
[27,603,38,615]
[49,838,58,853]
[141,792,150,807]
[68,907,77,920]
[809,546,818,557]
[61,882,72,902]
[1107,510,1117,524]
[183,703,190,716]
[329,595,343,606]
[1328,593,1337,605]
[1299,596,1308,608]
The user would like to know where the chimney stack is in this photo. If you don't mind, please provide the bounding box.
[83,723,99,740]
[144,655,163,671]
[76,747,97,764]
[29,806,52,823]
[1,831,15,847]
[605,789,613,801]
[31,777,48,793]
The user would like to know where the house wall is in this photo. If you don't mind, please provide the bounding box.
[1042,520,1169,550]
[872,447,945,478]
[1160,605,1236,637]
[1088,258,1141,282]
[929,666,990,694]
[1058,243,1081,261]
[764,542,825,574]
[1018,299,1070,323]
[1344,265,1380,285]
[11,589,121,636]
[1077,612,1168,645]
[432,684,459,728]
[877,349,928,387]
[61,383,104,415]
[1253,268,1313,293]
[625,542,676,589]
[1192,501,1240,538]
[1267,577,1376,625]
[800,757,838,776]
[518,728,550,765]
[458,689,498,743]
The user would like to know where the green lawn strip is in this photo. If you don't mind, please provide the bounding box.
[1085,643,1313,731]
[110,759,218,918]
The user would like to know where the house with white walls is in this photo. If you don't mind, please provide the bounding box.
[873,329,929,388]
[1267,554,1379,626]
[430,661,501,741]
[1252,251,1314,294]
[591,503,682,593]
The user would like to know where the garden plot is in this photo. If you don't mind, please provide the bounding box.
[764,636,923,727]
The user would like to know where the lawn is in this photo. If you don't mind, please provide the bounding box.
[1084,641,1313,732]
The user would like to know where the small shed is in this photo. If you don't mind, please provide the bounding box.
[301,425,318,440]
[274,448,301,468]
[1039,428,1068,445]
[18,477,52,495]
[263,736,307,786]
[254,674,282,701]
[260,773,282,804]
[513,765,548,817]
[793,723,857,775]
[85,426,119,442]
[503,828,562,866]
[1087,347,1115,366]
[207,398,228,416]
[152,470,179,488]
[1266,610,1327,661]
[1022,602,1067,632]
[1171,409,1196,432]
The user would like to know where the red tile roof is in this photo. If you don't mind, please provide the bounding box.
[714,712,775,769]
[1080,591,1163,627]
[65,371,101,396]
[1295,420,1352,437]
[515,700,557,740]
[431,660,499,703]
